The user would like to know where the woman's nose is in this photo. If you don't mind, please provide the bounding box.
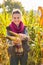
[16,18,18,21]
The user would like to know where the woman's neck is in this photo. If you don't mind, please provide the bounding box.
[13,22,20,27]
[16,25,19,27]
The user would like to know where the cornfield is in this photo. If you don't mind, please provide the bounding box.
[0,9,43,65]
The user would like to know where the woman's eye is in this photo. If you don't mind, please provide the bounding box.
[17,17,19,19]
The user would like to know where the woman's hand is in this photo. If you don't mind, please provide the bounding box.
[19,33,30,41]
[12,37,22,45]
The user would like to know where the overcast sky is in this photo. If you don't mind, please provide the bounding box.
[19,0,43,11]
[0,0,43,11]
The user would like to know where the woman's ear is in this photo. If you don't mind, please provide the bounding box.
[12,17,13,21]
[20,16,22,21]
[12,15,14,21]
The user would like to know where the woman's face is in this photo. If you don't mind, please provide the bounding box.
[12,13,21,26]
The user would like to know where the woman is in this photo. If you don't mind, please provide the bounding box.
[6,9,30,65]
